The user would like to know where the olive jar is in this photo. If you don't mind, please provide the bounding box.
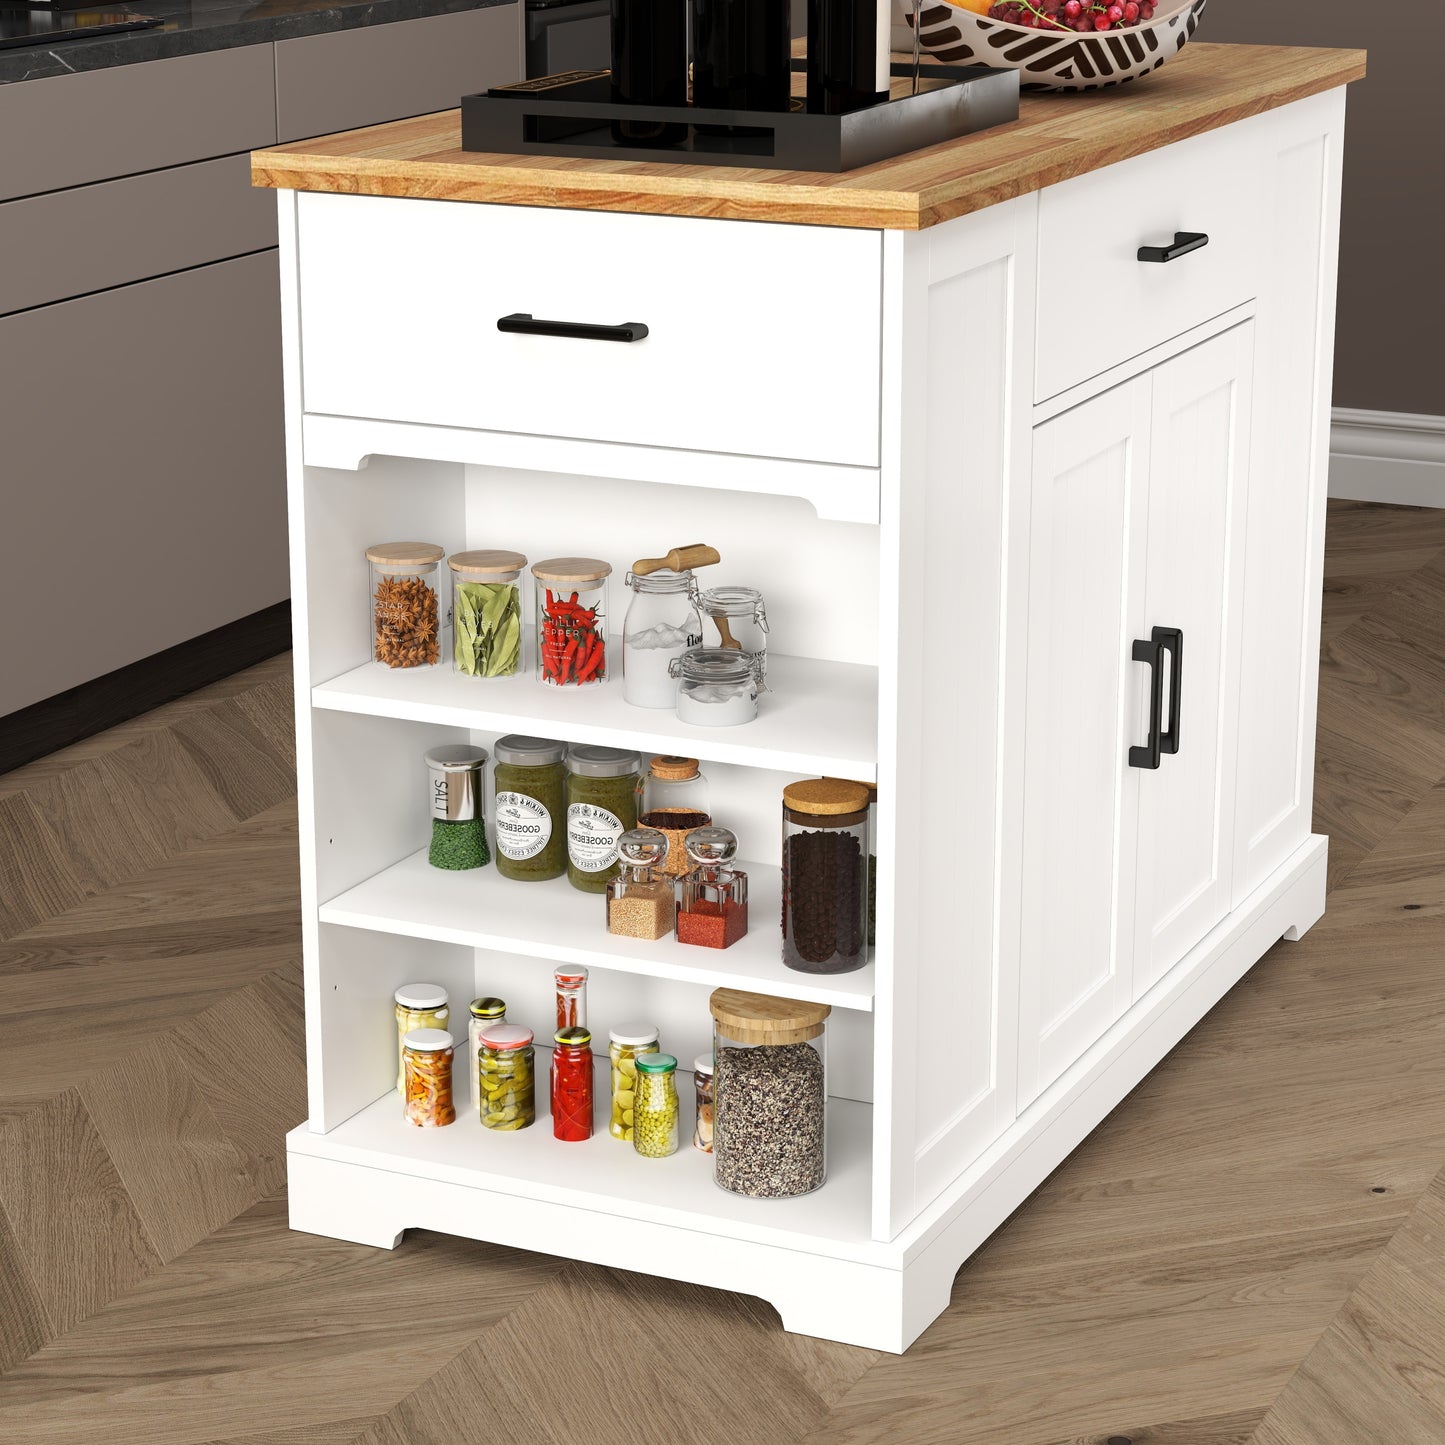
[781,778,870,974]
[608,1022,660,1141]
[534,557,611,688]
[565,744,640,892]
[710,987,829,1199]
[493,734,567,881]
[449,549,526,678]
[367,541,445,669]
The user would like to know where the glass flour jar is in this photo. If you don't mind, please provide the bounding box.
[670,646,762,727]
[622,568,702,709]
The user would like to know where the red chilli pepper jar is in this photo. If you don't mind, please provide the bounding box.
[551,1025,595,1142]
[532,557,611,688]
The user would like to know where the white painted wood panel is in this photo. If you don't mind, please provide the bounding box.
[1017,374,1151,1108]
[297,194,883,468]
[1132,322,1253,997]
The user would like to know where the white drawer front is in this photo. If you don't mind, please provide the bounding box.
[297,194,883,468]
[1035,125,1263,401]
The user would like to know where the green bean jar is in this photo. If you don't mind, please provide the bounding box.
[565,745,640,893]
[493,734,567,881]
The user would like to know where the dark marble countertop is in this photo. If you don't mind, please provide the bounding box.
[0,0,514,84]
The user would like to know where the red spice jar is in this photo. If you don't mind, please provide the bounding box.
[532,557,611,688]
[551,1026,595,1142]
[677,826,748,949]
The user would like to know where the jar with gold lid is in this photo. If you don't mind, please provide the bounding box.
[781,778,870,975]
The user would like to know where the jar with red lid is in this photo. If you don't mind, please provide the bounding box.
[550,1026,594,1142]
[478,1023,536,1131]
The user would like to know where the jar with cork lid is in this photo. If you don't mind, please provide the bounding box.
[367,542,445,669]
[781,778,870,975]
[637,755,711,878]
[533,557,610,687]
[710,988,829,1199]
[449,549,526,678]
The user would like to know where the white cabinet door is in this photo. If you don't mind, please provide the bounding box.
[1131,323,1253,998]
[1017,375,1151,1109]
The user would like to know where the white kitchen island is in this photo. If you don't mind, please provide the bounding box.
[253,40,1365,1352]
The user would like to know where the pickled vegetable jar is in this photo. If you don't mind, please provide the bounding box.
[402,1028,457,1128]
[493,734,567,881]
[367,541,445,669]
[394,983,450,1095]
[478,1023,536,1131]
[449,548,526,678]
[554,965,588,1032]
[551,1026,594,1142]
[608,1022,659,1141]
[781,778,869,975]
[693,1052,715,1154]
[710,987,829,1199]
[533,557,610,687]
[633,1052,680,1158]
[467,996,507,1114]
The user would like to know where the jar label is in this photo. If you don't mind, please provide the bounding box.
[567,802,624,871]
[495,791,553,860]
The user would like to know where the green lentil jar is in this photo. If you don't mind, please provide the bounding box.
[565,745,641,893]
[633,1052,679,1158]
[493,734,567,881]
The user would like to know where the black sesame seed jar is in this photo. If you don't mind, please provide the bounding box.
[780,778,870,975]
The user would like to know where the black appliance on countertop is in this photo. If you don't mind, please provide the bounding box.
[0,5,161,48]
[525,0,609,78]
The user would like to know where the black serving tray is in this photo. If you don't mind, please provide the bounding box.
[461,62,1020,173]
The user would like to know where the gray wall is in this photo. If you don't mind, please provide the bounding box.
[1196,0,1443,416]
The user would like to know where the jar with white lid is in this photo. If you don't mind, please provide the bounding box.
[449,549,526,678]
[402,1029,456,1128]
[367,541,445,669]
[670,646,762,728]
[622,568,702,709]
[394,984,450,1095]
[533,557,611,687]
[608,1021,660,1141]
[694,585,769,685]
[693,1052,715,1154]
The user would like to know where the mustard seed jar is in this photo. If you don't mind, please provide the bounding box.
[367,541,445,669]
[467,997,507,1113]
[608,1022,660,1141]
[710,988,830,1199]
[533,557,611,687]
[633,1052,680,1158]
[402,1028,456,1128]
[394,984,450,1094]
[781,778,870,975]
[478,1023,536,1131]
[449,549,526,678]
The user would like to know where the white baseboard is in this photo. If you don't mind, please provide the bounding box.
[1330,407,1445,507]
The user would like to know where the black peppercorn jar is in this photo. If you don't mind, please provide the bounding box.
[781,778,870,974]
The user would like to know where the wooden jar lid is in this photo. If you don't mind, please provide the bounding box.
[449,549,527,576]
[531,556,612,583]
[649,755,700,780]
[709,988,830,1045]
[365,541,445,568]
[783,778,870,817]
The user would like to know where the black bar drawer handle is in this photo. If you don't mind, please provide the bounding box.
[1129,626,1185,770]
[497,312,649,343]
[1157,626,1183,756]
[1137,232,1209,264]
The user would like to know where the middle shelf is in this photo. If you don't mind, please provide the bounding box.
[320,847,878,1011]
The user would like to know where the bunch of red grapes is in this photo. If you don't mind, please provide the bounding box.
[987,0,1157,29]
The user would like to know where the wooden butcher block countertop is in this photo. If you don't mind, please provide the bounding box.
[251,42,1364,231]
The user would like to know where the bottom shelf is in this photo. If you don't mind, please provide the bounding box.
[291,1051,874,1257]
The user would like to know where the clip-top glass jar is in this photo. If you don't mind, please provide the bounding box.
[449,549,526,678]
[677,826,748,950]
[670,646,762,728]
[467,996,507,1113]
[402,1028,456,1128]
[608,1021,660,1141]
[710,987,830,1198]
[623,569,702,709]
[551,1025,594,1142]
[478,1023,536,1131]
[633,1052,680,1158]
[425,744,490,870]
[637,755,711,878]
[781,778,869,975]
[606,828,674,941]
[493,734,567,881]
[367,541,445,669]
[395,984,450,1094]
[695,585,769,684]
[565,745,641,892]
[533,557,611,687]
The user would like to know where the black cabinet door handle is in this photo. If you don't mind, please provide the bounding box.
[1157,626,1183,756]
[1129,626,1185,769]
[1137,232,1209,264]
[497,312,649,343]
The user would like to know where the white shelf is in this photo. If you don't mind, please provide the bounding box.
[290,1050,875,1260]
[319,848,876,1011]
[311,649,878,781]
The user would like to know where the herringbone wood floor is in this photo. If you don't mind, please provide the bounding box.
[4,500,1445,1443]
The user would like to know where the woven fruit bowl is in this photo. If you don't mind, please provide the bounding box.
[903,0,1206,92]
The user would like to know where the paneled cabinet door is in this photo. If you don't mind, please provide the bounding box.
[1131,323,1253,998]
[1017,375,1152,1110]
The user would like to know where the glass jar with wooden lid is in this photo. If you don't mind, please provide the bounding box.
[449,549,527,678]
[709,988,829,1198]
[366,541,445,669]
[532,557,611,687]
[781,778,870,975]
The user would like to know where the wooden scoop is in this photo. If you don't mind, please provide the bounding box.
[632,543,720,576]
